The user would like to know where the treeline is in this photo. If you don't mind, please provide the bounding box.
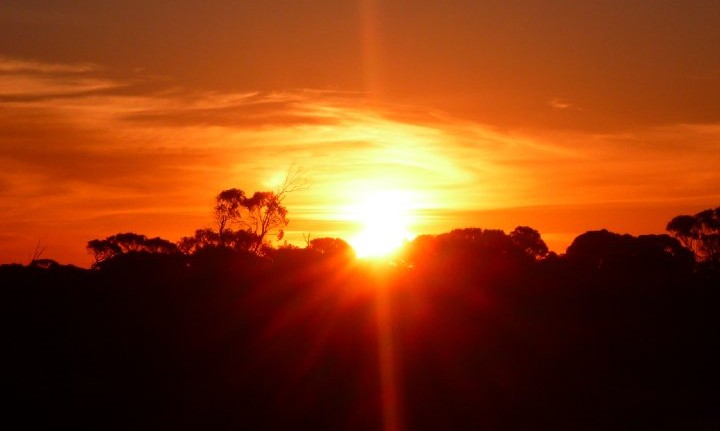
[74,202,717,276]
[2,206,719,430]
[58,179,720,274]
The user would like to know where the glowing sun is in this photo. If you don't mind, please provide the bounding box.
[348,190,416,258]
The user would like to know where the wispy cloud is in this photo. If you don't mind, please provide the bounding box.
[0,55,99,73]
[548,97,577,110]
[0,55,119,99]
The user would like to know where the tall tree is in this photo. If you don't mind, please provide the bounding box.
[212,165,308,253]
[214,188,246,246]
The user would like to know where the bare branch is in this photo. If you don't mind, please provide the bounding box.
[29,239,47,265]
[276,163,309,201]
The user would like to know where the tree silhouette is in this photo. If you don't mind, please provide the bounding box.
[307,237,354,257]
[565,229,629,269]
[179,227,260,255]
[566,229,695,274]
[243,191,289,250]
[667,206,720,267]
[211,189,288,253]
[214,189,246,246]
[87,232,178,266]
[211,166,307,253]
[178,228,221,254]
[401,228,535,276]
[509,226,549,259]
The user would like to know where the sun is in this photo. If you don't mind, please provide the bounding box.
[348,190,416,258]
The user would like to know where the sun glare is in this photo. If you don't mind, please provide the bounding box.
[348,190,416,258]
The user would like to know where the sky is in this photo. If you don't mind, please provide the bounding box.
[1,0,719,265]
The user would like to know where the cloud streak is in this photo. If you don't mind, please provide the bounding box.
[0,55,99,73]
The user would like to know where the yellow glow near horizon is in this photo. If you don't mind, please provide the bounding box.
[347,190,416,258]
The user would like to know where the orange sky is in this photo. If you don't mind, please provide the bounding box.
[1,1,719,266]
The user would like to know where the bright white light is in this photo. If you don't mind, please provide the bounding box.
[348,190,415,258]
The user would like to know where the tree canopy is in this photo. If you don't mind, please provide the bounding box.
[667,206,720,268]
[209,167,307,253]
[87,232,178,266]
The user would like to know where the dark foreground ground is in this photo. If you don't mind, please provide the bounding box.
[3,245,719,430]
